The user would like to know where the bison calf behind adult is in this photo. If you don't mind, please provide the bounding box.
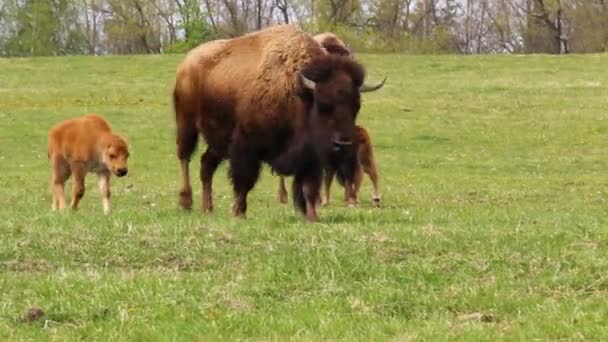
[173,24,383,221]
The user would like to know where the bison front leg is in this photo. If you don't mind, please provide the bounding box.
[293,167,322,222]
[229,143,261,218]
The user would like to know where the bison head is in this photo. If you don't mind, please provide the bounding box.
[299,55,385,159]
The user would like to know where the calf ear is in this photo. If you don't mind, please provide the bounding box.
[119,134,129,146]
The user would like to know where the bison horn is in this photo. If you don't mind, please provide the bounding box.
[359,77,386,92]
[300,74,316,90]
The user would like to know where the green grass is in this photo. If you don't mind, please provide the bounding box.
[1,52,608,339]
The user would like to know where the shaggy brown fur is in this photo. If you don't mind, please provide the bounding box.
[47,114,129,214]
[173,25,382,221]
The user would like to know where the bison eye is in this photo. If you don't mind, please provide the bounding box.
[317,102,334,115]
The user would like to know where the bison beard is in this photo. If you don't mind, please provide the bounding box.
[332,147,359,199]
[269,139,324,216]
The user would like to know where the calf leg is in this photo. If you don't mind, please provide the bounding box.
[98,171,111,214]
[343,180,357,207]
[349,165,364,206]
[355,130,381,207]
[363,161,380,207]
[70,162,86,210]
[200,148,223,212]
[322,170,335,206]
[51,156,70,211]
[229,140,261,218]
[277,176,288,204]
[340,152,359,207]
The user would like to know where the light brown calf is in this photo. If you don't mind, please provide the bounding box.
[48,114,129,214]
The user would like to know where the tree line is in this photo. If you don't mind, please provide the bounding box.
[0,0,606,56]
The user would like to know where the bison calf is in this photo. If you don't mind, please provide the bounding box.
[48,114,129,214]
[278,125,380,207]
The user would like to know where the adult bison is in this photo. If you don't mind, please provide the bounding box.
[277,32,382,207]
[173,25,384,221]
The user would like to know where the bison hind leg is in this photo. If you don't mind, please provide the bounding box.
[176,114,199,210]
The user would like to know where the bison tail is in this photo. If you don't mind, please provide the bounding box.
[174,87,199,161]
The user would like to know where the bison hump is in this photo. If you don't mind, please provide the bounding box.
[251,26,323,111]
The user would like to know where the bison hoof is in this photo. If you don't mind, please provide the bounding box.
[278,193,288,204]
[232,211,246,219]
[231,203,246,218]
[346,197,358,208]
[372,196,381,207]
[179,189,193,210]
[305,213,319,222]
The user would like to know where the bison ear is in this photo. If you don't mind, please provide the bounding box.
[301,62,332,83]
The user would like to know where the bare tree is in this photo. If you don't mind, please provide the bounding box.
[275,0,290,24]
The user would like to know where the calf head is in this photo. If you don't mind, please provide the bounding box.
[314,32,352,57]
[100,134,130,177]
[299,55,384,160]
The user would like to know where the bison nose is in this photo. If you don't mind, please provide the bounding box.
[117,168,128,177]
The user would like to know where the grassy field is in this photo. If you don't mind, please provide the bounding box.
[1,52,607,340]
